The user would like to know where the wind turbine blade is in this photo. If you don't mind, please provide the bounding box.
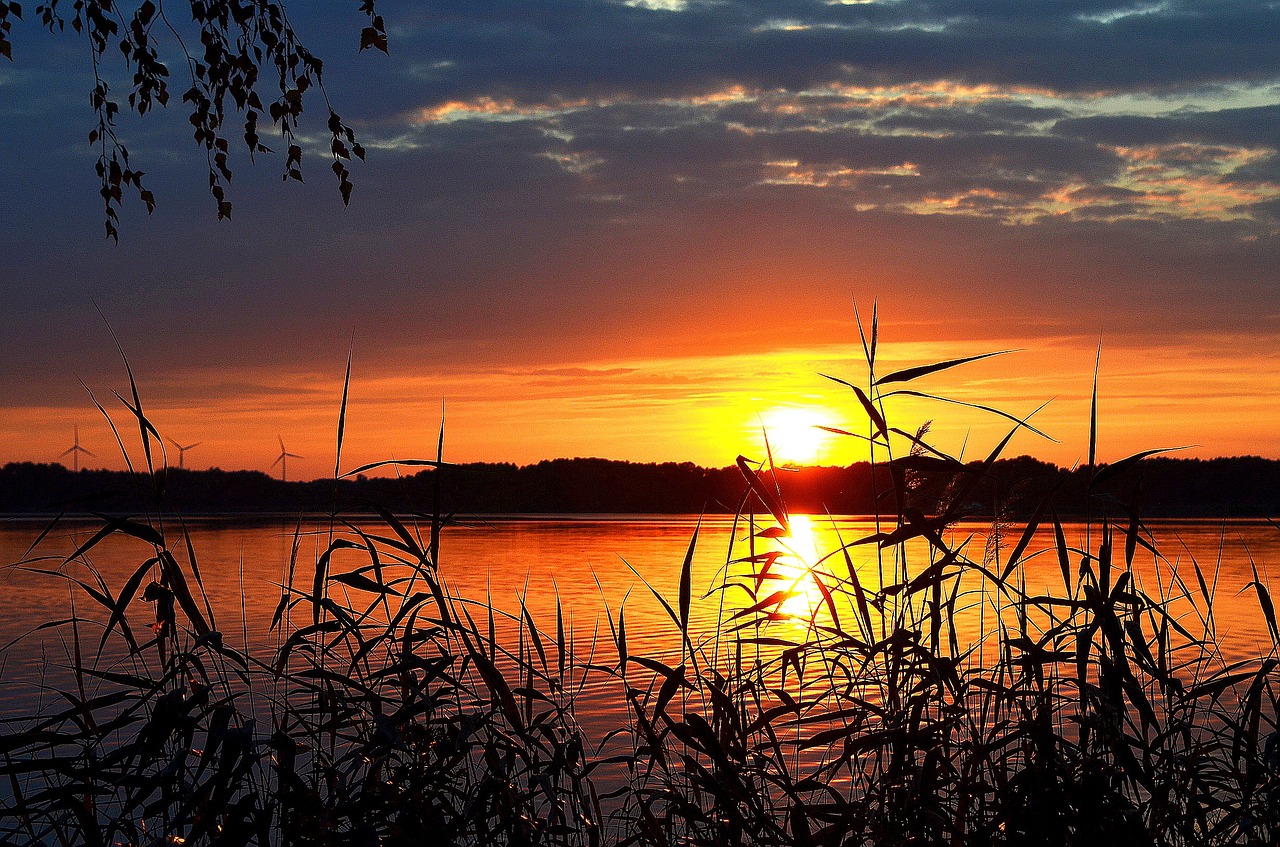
[80,447,97,457]
[271,455,284,467]
[58,447,76,458]
[278,434,286,452]
[185,442,202,450]
[285,452,304,459]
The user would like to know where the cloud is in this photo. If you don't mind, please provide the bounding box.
[364,78,1278,231]
[365,0,1280,110]
[1055,104,1280,148]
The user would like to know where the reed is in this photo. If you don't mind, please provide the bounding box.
[2,318,1277,846]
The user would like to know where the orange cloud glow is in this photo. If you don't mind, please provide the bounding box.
[6,331,1275,480]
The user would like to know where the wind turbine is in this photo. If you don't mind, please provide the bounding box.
[58,426,95,472]
[271,435,303,482]
[166,437,202,469]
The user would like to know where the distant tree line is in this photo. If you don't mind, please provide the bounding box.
[0,455,1276,518]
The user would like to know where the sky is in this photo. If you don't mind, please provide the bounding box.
[1,0,1278,478]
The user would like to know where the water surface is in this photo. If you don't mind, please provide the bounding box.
[2,515,1277,724]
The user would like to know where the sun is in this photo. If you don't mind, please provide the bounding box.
[759,407,832,466]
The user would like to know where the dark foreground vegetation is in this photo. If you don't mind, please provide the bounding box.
[3,325,1279,846]
[3,453,1279,517]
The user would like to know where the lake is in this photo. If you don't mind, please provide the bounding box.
[2,514,1278,727]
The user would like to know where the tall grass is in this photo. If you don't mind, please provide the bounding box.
[2,318,1278,846]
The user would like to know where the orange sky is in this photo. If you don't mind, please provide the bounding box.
[5,323,1276,479]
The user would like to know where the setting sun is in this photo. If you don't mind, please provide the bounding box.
[759,407,833,466]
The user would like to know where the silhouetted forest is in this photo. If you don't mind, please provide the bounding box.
[1,455,1276,518]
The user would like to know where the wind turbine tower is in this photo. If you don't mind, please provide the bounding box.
[166,437,202,470]
[58,426,95,473]
[271,436,303,482]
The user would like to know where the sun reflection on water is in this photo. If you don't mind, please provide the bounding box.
[774,515,827,620]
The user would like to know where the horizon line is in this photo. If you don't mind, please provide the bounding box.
[11,451,1280,485]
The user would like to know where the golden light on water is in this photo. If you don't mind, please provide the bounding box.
[773,515,827,619]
